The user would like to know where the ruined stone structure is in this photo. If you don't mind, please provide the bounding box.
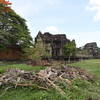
[84,42,98,50]
[0,46,22,60]
[35,31,70,59]
[83,42,100,58]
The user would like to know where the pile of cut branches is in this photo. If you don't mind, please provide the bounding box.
[0,65,94,96]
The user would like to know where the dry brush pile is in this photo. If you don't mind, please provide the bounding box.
[0,65,94,96]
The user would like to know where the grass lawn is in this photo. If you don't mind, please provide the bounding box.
[0,62,44,74]
[70,59,100,78]
[0,59,100,100]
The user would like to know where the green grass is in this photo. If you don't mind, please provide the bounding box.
[0,87,67,100]
[0,59,100,100]
[0,63,45,74]
[70,59,100,78]
[0,79,100,100]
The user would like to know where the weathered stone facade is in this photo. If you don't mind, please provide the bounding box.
[35,31,70,58]
[83,42,100,58]
[0,46,22,60]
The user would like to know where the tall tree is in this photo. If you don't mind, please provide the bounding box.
[0,1,33,50]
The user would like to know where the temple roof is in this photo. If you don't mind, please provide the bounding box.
[36,32,70,42]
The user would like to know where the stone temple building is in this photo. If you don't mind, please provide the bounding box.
[35,31,70,59]
[84,42,100,58]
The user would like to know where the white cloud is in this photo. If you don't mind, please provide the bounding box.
[44,26,59,33]
[87,0,100,21]
[89,0,100,6]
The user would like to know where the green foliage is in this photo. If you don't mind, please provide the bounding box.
[0,6,33,50]
[63,40,76,62]
[0,4,5,11]
[63,40,76,57]
[0,87,67,100]
[23,41,51,61]
[23,43,45,61]
[76,49,93,58]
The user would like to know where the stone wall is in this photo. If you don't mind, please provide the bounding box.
[0,47,22,60]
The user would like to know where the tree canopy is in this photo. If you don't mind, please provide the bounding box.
[0,2,33,50]
[0,0,12,12]
[63,40,76,61]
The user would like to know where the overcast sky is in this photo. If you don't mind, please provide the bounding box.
[10,0,100,47]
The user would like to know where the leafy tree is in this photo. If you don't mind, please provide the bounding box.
[23,42,46,65]
[63,40,76,62]
[24,40,51,60]
[0,3,33,50]
[0,0,12,12]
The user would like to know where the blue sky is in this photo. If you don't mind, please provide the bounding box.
[10,0,100,47]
